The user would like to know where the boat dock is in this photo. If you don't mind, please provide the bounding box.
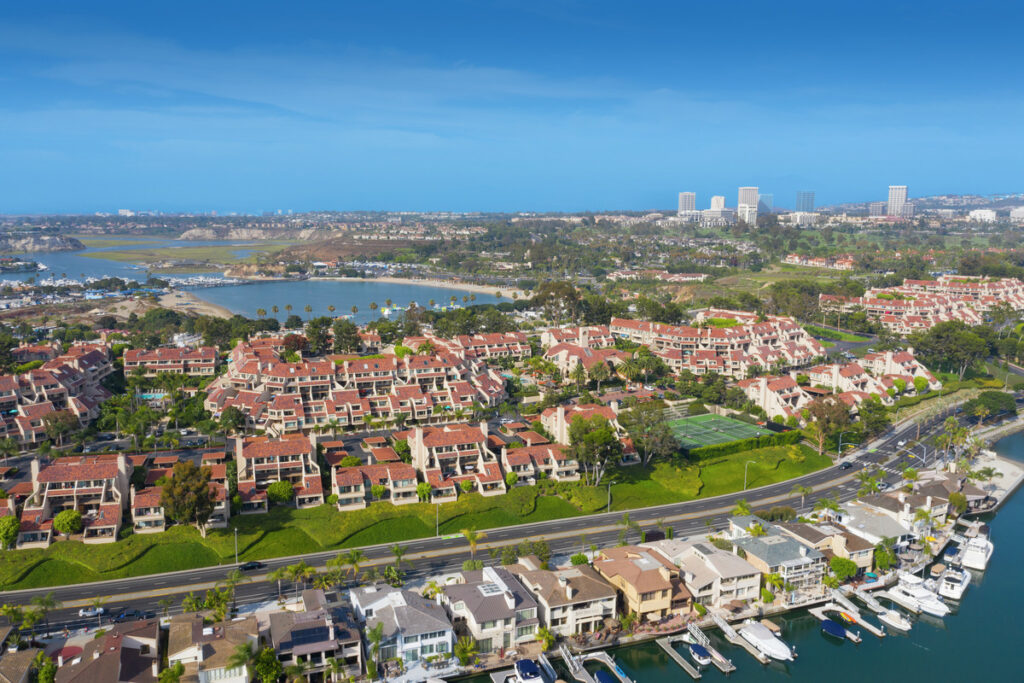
[560,644,597,683]
[655,638,702,680]
[538,653,558,682]
[712,613,770,664]
[850,587,887,614]
[830,591,886,637]
[682,623,737,673]
[808,604,863,643]
[583,651,636,683]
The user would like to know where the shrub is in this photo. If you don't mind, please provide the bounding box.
[53,509,83,537]
[570,552,589,566]
[688,430,801,458]
[505,471,519,487]
[688,401,709,416]
[326,494,339,505]
[266,481,295,504]
[339,455,362,468]
[694,602,708,617]
[761,588,775,603]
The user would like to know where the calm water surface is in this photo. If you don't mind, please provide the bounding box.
[463,431,1024,683]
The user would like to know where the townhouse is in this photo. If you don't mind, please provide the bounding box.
[129,464,229,534]
[540,325,615,349]
[592,545,692,622]
[349,585,455,665]
[234,434,324,512]
[18,454,131,548]
[539,404,621,446]
[782,254,855,270]
[406,423,505,501]
[509,556,617,637]
[543,344,629,378]
[332,462,419,510]
[726,516,827,606]
[643,539,761,609]
[123,346,219,377]
[167,615,259,683]
[610,311,825,379]
[499,443,580,482]
[440,566,540,653]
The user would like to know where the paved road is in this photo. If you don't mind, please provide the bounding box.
[7,410,955,634]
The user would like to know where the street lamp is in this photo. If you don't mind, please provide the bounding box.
[743,461,757,490]
[233,527,238,565]
[605,479,618,511]
[837,431,855,459]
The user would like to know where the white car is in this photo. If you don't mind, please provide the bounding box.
[78,606,105,618]
[897,440,906,447]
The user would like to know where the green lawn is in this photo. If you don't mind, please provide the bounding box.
[802,324,871,342]
[0,446,832,590]
[78,242,295,266]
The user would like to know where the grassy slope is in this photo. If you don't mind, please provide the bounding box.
[1,446,831,590]
[802,324,871,342]
[78,243,294,266]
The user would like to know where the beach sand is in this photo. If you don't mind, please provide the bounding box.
[159,291,234,319]
[312,276,526,300]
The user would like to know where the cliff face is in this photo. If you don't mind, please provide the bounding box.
[0,235,85,253]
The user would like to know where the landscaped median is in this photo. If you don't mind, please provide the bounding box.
[0,445,831,591]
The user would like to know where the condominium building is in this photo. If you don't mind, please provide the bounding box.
[887,185,908,217]
[677,192,696,214]
[123,346,218,377]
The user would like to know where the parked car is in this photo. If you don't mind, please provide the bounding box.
[78,606,105,618]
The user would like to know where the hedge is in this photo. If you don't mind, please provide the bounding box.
[687,429,802,459]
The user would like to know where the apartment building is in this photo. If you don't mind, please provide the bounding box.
[499,443,580,482]
[543,344,628,378]
[234,434,324,512]
[539,404,620,445]
[540,325,615,349]
[332,462,419,510]
[406,423,505,501]
[123,346,219,377]
[18,454,131,548]
[129,464,229,534]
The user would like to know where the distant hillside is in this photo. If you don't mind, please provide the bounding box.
[0,234,85,253]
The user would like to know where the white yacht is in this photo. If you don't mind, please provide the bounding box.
[878,609,913,632]
[893,573,949,617]
[739,621,794,661]
[933,566,970,601]
[961,536,994,571]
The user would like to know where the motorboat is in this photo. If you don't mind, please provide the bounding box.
[689,643,712,667]
[513,659,542,683]
[878,609,913,632]
[821,619,847,640]
[739,621,795,661]
[894,573,949,617]
[936,566,971,600]
[961,536,994,571]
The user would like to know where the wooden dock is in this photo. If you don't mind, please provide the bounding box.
[850,587,887,614]
[808,604,863,643]
[560,644,597,683]
[679,623,737,673]
[656,638,702,680]
[712,613,770,664]
[583,651,636,683]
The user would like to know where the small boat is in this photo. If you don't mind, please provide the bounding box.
[961,537,994,571]
[689,643,712,667]
[838,612,856,625]
[878,609,913,632]
[937,566,971,600]
[595,671,617,683]
[929,563,946,579]
[514,659,542,682]
[821,619,847,640]
[739,621,795,661]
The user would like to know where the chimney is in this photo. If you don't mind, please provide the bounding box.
[151,659,159,677]
[503,591,515,610]
[559,575,574,600]
[799,545,807,557]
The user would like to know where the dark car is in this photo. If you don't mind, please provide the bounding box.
[240,561,266,571]
[112,608,149,623]
[839,461,853,470]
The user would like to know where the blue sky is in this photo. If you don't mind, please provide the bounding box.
[1,1,1022,214]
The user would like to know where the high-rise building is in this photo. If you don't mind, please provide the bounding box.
[887,185,908,217]
[869,202,886,217]
[738,187,759,208]
[737,187,758,226]
[677,192,696,214]
[1010,207,1024,223]
[710,195,726,210]
[757,193,774,213]
[796,191,815,213]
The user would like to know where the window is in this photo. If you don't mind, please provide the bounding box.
[516,608,536,620]
[516,625,535,639]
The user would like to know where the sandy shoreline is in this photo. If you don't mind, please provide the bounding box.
[310,275,525,299]
[159,291,234,319]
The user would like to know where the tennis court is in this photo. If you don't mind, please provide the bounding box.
[667,413,773,449]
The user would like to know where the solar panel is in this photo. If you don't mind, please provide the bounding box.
[291,626,330,647]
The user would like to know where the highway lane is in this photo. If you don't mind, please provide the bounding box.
[8,411,952,634]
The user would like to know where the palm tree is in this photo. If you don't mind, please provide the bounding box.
[973,404,990,428]
[227,641,258,677]
[422,580,443,599]
[618,357,641,383]
[158,597,174,617]
[218,568,251,610]
[428,299,436,309]
[570,363,587,391]
[462,527,485,561]
[391,544,412,572]
[385,298,392,308]
[914,507,934,537]
[618,512,640,545]
[589,362,611,393]
[272,305,279,316]
[732,498,752,516]
[351,305,358,315]
[327,304,336,316]
[285,658,311,683]
[268,567,288,601]
[89,596,107,627]
[325,656,345,683]
[285,304,293,316]
[344,549,366,578]
[790,484,813,508]
[256,308,266,319]
[30,592,60,631]
[814,496,841,520]
[856,469,880,496]
[304,304,313,317]
[0,437,18,465]
[286,561,315,598]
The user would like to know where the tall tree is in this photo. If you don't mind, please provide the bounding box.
[569,415,622,485]
[332,318,361,353]
[618,402,679,466]
[160,461,216,537]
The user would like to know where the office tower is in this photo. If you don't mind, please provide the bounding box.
[737,186,758,226]
[869,202,886,216]
[1010,207,1024,223]
[678,192,696,214]
[887,185,907,217]
[710,195,726,210]
[796,191,815,213]
[902,201,915,218]
[738,186,759,208]
[757,193,774,213]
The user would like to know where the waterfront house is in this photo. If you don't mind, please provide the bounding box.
[440,566,540,653]
[727,516,827,606]
[643,539,761,609]
[268,590,363,679]
[777,522,875,573]
[592,545,691,622]
[349,585,455,665]
[166,615,258,683]
[509,556,617,637]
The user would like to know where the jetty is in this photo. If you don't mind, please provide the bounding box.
[850,587,888,614]
[808,604,863,643]
[560,644,597,683]
[828,592,887,637]
[655,638,701,680]
[712,613,770,664]
[538,653,559,682]
[685,623,736,673]
[583,651,636,683]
